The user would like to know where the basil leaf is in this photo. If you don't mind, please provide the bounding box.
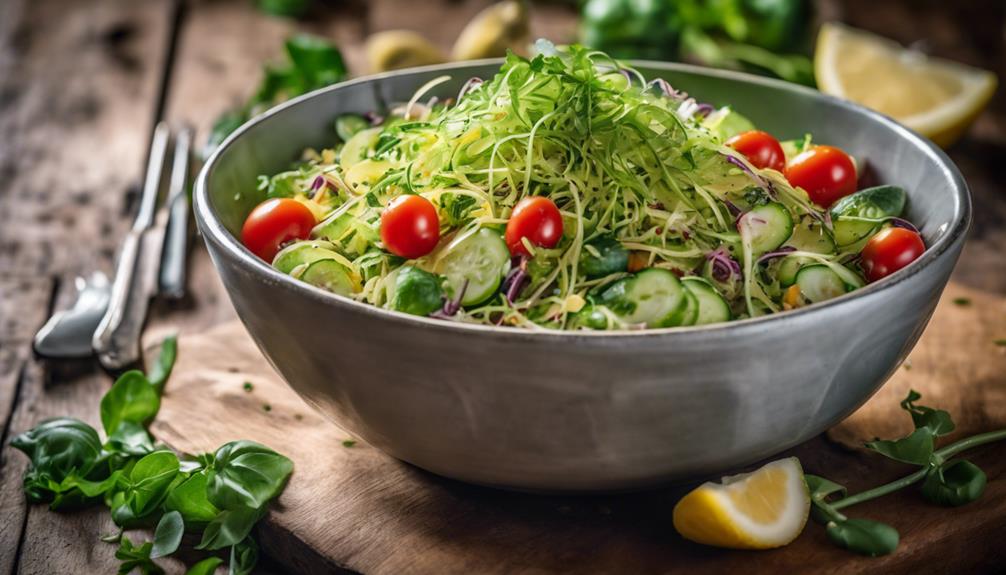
[71,469,125,498]
[106,421,156,457]
[147,335,177,394]
[115,536,164,575]
[150,511,184,558]
[165,473,220,525]
[830,185,907,220]
[10,417,103,503]
[865,427,934,465]
[900,390,955,437]
[207,441,293,511]
[825,518,899,557]
[126,451,180,517]
[101,371,160,437]
[284,34,347,92]
[196,506,266,551]
[920,460,987,507]
[185,557,224,575]
[229,536,259,575]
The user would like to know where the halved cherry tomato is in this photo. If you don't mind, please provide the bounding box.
[784,145,857,208]
[505,196,563,256]
[860,227,925,282]
[726,130,785,172]
[380,194,440,259]
[241,198,316,262]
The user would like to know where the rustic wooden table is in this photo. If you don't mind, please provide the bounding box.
[0,1,1003,573]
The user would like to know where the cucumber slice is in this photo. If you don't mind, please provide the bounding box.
[785,220,835,254]
[300,259,355,296]
[272,240,341,275]
[340,127,381,171]
[738,202,794,255]
[677,288,700,327]
[777,255,811,287]
[795,265,848,304]
[832,220,879,247]
[579,236,629,278]
[599,268,687,328]
[335,114,370,143]
[830,185,908,247]
[435,228,510,306]
[681,277,732,325]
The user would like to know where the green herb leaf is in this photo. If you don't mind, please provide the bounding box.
[165,472,220,525]
[101,371,160,437]
[865,427,934,466]
[115,535,164,575]
[150,510,184,558]
[229,536,260,575]
[805,474,847,500]
[899,390,955,437]
[920,459,987,507]
[825,518,899,557]
[197,506,266,551]
[106,421,156,458]
[9,417,103,503]
[124,451,180,519]
[257,0,310,18]
[147,335,177,394]
[185,557,224,575]
[206,441,294,511]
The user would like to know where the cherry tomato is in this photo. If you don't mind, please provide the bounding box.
[860,227,925,282]
[784,145,857,208]
[726,130,786,172]
[241,198,316,262]
[505,196,563,256]
[380,195,440,259]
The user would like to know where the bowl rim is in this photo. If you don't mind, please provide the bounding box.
[195,58,972,340]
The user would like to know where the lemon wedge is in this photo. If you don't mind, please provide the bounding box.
[672,457,810,550]
[815,23,997,147]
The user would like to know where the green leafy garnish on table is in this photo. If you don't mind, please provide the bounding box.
[205,34,347,157]
[580,0,814,85]
[806,390,1005,556]
[9,336,293,574]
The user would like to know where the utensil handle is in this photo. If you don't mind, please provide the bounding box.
[92,231,144,370]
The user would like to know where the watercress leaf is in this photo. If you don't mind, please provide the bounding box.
[10,417,103,493]
[206,441,293,511]
[115,535,164,575]
[804,474,847,500]
[899,390,956,437]
[106,420,156,457]
[825,518,899,557]
[101,371,160,437]
[185,557,224,575]
[920,459,987,507]
[165,472,220,525]
[127,451,180,517]
[229,536,259,575]
[147,335,177,394]
[865,428,934,465]
[150,510,184,558]
[196,506,266,551]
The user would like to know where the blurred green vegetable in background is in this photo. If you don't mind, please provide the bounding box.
[205,34,347,157]
[580,0,814,85]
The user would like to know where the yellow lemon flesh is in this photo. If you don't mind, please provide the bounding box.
[815,23,997,148]
[673,457,810,550]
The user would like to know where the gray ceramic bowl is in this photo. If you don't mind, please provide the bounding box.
[195,60,970,492]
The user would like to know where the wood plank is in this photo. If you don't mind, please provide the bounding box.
[151,280,1006,575]
[0,0,177,573]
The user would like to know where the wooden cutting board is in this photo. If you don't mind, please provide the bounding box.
[149,281,1006,575]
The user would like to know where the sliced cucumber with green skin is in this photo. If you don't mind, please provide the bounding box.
[831,185,907,247]
[677,288,700,327]
[579,235,629,278]
[272,240,341,275]
[339,127,381,171]
[435,228,510,306]
[599,268,688,328]
[785,220,835,254]
[681,277,732,325]
[778,255,811,287]
[795,265,849,304]
[335,114,370,143]
[738,202,794,255]
[300,259,355,296]
[571,306,609,330]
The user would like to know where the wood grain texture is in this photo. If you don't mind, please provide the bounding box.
[151,279,1006,575]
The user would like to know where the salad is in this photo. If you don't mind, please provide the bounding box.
[238,43,926,331]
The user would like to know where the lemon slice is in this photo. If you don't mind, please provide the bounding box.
[672,457,810,550]
[815,23,997,147]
